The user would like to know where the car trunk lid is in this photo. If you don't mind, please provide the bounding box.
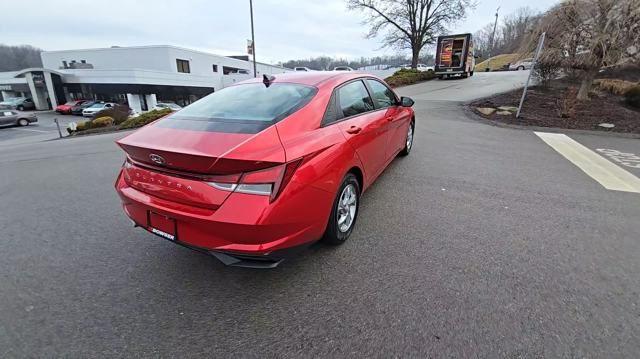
[116,122,286,208]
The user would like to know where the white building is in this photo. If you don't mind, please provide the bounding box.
[0,45,292,112]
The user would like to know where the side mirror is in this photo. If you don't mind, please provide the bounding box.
[400,96,414,107]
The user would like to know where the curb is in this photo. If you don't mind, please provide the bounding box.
[462,105,640,139]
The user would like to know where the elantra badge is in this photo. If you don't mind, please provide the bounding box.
[149,154,166,165]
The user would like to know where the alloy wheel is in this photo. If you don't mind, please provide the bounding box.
[406,124,414,150]
[337,183,357,233]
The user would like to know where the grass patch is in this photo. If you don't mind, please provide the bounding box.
[594,79,639,96]
[384,68,436,88]
[475,54,519,72]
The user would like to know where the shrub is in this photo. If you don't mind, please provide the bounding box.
[92,116,115,128]
[475,53,520,72]
[533,60,561,88]
[118,108,173,130]
[75,120,90,131]
[384,68,436,87]
[625,85,640,108]
[94,104,130,125]
[595,79,639,96]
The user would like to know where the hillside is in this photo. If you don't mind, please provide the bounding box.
[475,54,519,72]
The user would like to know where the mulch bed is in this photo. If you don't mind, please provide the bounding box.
[470,82,640,134]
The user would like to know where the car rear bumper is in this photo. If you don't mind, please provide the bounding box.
[115,169,333,266]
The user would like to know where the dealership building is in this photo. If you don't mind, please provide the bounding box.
[0,45,292,112]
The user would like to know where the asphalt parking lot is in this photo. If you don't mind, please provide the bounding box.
[1,71,639,357]
[0,111,79,143]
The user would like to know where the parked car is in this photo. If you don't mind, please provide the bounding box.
[82,102,115,117]
[401,64,434,71]
[509,58,534,71]
[0,110,38,127]
[294,67,312,72]
[56,100,88,114]
[333,66,354,71]
[71,100,97,116]
[153,102,182,111]
[417,64,434,72]
[0,97,36,111]
[115,72,415,268]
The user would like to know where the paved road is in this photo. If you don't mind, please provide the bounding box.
[1,72,639,357]
[400,70,530,101]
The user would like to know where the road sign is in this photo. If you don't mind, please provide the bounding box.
[247,39,254,55]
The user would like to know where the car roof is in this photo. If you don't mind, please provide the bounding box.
[236,71,374,87]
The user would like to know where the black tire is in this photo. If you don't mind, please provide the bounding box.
[462,72,469,78]
[18,118,29,126]
[470,71,474,76]
[399,120,415,156]
[518,66,525,71]
[322,173,360,245]
[437,75,444,80]
[17,105,24,111]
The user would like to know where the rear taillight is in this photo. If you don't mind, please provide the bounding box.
[207,158,303,202]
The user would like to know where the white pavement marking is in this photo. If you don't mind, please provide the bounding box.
[596,148,640,169]
[9,128,49,133]
[535,132,640,194]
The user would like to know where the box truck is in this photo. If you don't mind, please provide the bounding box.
[435,33,475,79]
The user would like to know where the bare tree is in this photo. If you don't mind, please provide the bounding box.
[500,7,538,53]
[0,44,43,71]
[524,0,640,100]
[474,7,540,58]
[473,23,497,58]
[282,54,435,70]
[347,0,475,68]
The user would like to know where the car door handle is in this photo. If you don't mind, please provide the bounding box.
[345,126,361,134]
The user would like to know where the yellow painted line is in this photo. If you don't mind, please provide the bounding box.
[534,132,640,193]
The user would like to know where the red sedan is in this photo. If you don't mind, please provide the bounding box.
[115,72,415,268]
[56,100,88,114]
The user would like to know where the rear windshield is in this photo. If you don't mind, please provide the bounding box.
[173,83,315,119]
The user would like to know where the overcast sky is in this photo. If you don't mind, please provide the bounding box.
[1,0,560,63]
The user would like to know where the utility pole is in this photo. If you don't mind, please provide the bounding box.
[249,0,257,77]
[487,6,500,71]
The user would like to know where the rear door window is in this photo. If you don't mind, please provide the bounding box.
[365,79,397,109]
[337,80,374,118]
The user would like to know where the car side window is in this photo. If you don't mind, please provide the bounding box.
[337,80,374,118]
[366,79,397,108]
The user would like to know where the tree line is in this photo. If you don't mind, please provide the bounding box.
[0,44,43,71]
[280,54,435,71]
[473,7,541,59]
